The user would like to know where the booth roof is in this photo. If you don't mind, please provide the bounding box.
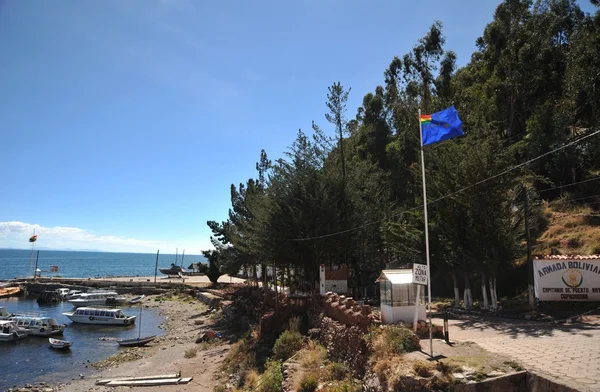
[375,269,413,284]
[534,255,600,260]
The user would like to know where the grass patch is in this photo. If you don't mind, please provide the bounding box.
[504,360,523,371]
[328,361,350,381]
[256,359,283,392]
[298,374,318,392]
[273,330,303,361]
[372,325,420,357]
[213,386,225,392]
[412,360,435,377]
[184,346,198,358]
[299,340,327,369]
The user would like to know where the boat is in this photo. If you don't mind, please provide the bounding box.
[62,307,136,325]
[128,295,145,304]
[117,303,155,347]
[159,264,188,276]
[56,288,70,298]
[49,338,72,349]
[68,291,126,307]
[64,290,83,300]
[10,313,67,336]
[0,320,28,342]
[0,286,21,298]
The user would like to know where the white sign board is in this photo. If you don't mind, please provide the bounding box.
[534,259,600,301]
[412,263,427,285]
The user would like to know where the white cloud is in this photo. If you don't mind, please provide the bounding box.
[0,221,209,254]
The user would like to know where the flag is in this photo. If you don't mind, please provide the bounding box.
[420,106,464,146]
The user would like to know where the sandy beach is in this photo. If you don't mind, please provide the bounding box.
[49,292,231,392]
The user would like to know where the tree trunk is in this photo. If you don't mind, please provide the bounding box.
[481,272,489,309]
[252,264,258,287]
[489,274,498,310]
[274,265,279,318]
[463,271,472,309]
[452,270,460,307]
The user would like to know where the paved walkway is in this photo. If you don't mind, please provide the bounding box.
[433,314,600,391]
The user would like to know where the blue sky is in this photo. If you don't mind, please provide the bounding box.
[1,0,596,253]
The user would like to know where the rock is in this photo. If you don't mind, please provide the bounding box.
[525,314,532,320]
[453,373,466,380]
[194,319,205,325]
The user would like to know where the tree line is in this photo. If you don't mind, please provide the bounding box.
[204,0,600,308]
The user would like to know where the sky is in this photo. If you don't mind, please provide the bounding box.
[1,0,596,253]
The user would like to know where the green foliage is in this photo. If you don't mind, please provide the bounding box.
[201,249,223,284]
[299,374,318,392]
[272,330,303,360]
[256,359,283,392]
[328,362,350,381]
[205,1,600,304]
[383,325,420,355]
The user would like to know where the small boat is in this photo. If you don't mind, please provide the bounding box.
[62,307,136,325]
[64,290,83,300]
[117,303,155,347]
[0,320,28,342]
[10,314,67,336]
[56,288,70,298]
[69,291,126,307]
[0,286,21,298]
[159,264,188,276]
[49,338,72,349]
[128,295,145,304]
[117,335,156,347]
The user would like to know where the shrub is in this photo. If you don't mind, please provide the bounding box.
[256,359,283,392]
[299,340,327,369]
[567,237,583,248]
[377,325,420,355]
[299,374,318,392]
[213,386,225,392]
[184,347,197,358]
[328,362,350,381]
[273,330,303,360]
[412,360,435,377]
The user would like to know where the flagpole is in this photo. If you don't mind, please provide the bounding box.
[418,108,434,358]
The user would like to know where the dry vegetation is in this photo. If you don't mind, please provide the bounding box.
[536,202,600,255]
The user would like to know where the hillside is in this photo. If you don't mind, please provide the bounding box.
[536,203,600,256]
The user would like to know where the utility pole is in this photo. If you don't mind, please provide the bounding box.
[524,188,535,309]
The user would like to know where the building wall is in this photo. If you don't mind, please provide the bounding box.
[320,279,348,296]
[380,303,426,324]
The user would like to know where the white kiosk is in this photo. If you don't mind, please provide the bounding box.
[376,269,426,324]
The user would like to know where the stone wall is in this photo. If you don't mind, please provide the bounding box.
[322,292,379,331]
[319,317,369,375]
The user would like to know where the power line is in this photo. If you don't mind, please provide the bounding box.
[539,175,600,193]
[292,128,600,242]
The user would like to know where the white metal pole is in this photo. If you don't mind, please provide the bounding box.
[418,109,434,358]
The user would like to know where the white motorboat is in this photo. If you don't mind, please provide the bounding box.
[56,288,70,298]
[49,337,72,349]
[10,313,66,336]
[68,291,125,307]
[64,290,83,300]
[0,320,28,342]
[62,307,136,325]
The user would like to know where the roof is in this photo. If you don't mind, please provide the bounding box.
[0,320,15,325]
[534,255,600,260]
[375,269,413,285]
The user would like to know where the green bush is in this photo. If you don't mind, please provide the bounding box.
[273,330,303,360]
[256,359,283,392]
[384,325,420,354]
[299,374,318,392]
[328,362,349,381]
[213,386,225,392]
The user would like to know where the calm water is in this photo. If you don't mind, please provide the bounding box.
[0,249,206,280]
[0,297,165,389]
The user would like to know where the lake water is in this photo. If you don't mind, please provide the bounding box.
[0,249,206,280]
[0,297,165,390]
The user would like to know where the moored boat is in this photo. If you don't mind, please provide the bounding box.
[117,335,156,347]
[0,320,28,342]
[62,307,136,325]
[49,337,72,349]
[128,295,145,304]
[159,263,189,276]
[10,313,67,336]
[68,291,125,307]
[0,286,22,298]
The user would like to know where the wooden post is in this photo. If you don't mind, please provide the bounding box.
[154,250,160,284]
[524,189,535,309]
